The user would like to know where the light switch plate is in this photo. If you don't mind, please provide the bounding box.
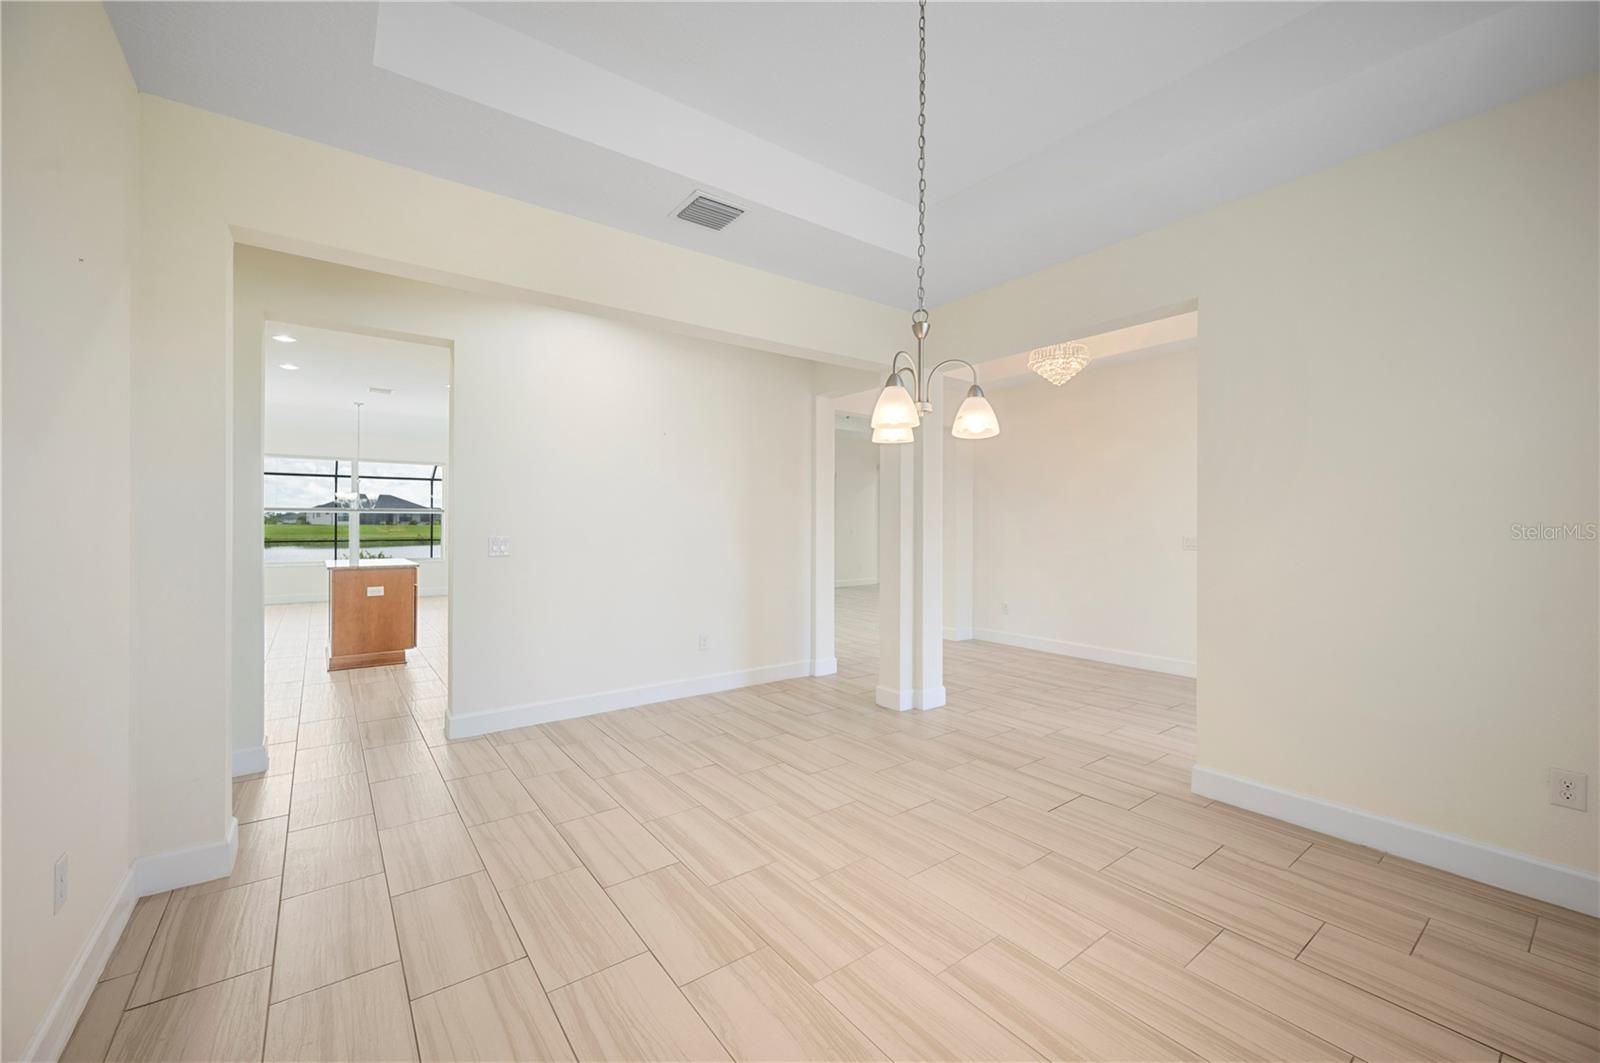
[488,536,511,558]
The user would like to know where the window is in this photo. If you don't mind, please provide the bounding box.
[264,456,444,563]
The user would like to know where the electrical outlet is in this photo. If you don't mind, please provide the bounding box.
[1550,768,1588,811]
[1001,602,1009,616]
[53,853,68,914]
[1182,536,1198,551]
[697,634,710,652]
[487,536,511,558]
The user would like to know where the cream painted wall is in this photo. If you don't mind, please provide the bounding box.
[834,427,878,586]
[944,391,977,640]
[939,77,1599,875]
[972,351,1198,675]
[236,248,819,741]
[137,92,904,866]
[1,4,138,1056]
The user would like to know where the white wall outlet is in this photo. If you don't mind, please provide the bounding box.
[1001,602,1009,616]
[1182,536,1198,551]
[487,536,511,558]
[53,853,68,914]
[1549,768,1588,811]
[697,634,710,652]
[365,585,384,597]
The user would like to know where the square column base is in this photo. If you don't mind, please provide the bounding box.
[875,686,946,712]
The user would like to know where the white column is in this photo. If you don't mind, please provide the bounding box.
[876,439,915,710]
[812,398,838,676]
[875,389,949,711]
[911,385,946,709]
[944,404,976,641]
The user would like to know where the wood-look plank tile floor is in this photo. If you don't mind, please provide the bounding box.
[66,589,1599,1061]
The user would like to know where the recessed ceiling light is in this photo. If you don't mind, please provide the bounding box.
[271,333,297,343]
[278,363,300,371]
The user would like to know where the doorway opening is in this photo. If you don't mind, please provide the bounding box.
[821,308,1199,713]
[832,410,880,671]
[257,321,451,765]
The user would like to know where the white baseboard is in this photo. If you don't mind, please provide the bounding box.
[446,660,816,739]
[231,745,268,777]
[875,685,914,711]
[1192,766,1600,918]
[811,657,838,677]
[874,685,946,711]
[972,628,1196,678]
[22,868,138,1062]
[943,626,974,641]
[133,817,239,896]
[834,578,878,588]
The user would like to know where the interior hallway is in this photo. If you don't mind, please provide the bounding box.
[62,592,1599,1061]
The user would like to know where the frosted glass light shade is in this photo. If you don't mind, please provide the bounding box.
[870,381,920,429]
[871,424,915,444]
[951,386,999,439]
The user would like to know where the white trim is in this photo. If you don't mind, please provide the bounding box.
[446,660,815,740]
[913,685,946,711]
[834,577,878,588]
[231,745,268,777]
[874,685,914,712]
[133,817,239,896]
[943,625,974,641]
[1191,767,1600,918]
[972,628,1196,678]
[811,657,838,677]
[21,868,138,1062]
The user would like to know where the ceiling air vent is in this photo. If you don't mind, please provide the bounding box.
[675,194,743,231]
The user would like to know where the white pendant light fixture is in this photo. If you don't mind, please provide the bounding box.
[871,424,916,444]
[335,401,373,558]
[1027,341,1091,386]
[869,380,919,431]
[951,387,1000,439]
[870,0,998,445]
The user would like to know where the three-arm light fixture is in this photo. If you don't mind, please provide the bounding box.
[870,0,1000,446]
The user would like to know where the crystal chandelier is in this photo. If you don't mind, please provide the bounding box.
[870,0,999,444]
[1027,341,1091,386]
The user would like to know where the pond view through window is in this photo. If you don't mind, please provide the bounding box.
[264,456,444,562]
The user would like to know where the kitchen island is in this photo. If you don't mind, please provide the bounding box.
[326,558,418,670]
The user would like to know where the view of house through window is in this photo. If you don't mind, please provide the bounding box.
[264,456,444,562]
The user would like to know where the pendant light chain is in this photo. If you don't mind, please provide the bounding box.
[869,0,1000,443]
[915,0,927,314]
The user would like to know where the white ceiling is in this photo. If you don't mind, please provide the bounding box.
[264,322,449,420]
[110,2,1597,307]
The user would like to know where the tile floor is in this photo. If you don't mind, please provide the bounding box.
[64,588,1599,1061]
